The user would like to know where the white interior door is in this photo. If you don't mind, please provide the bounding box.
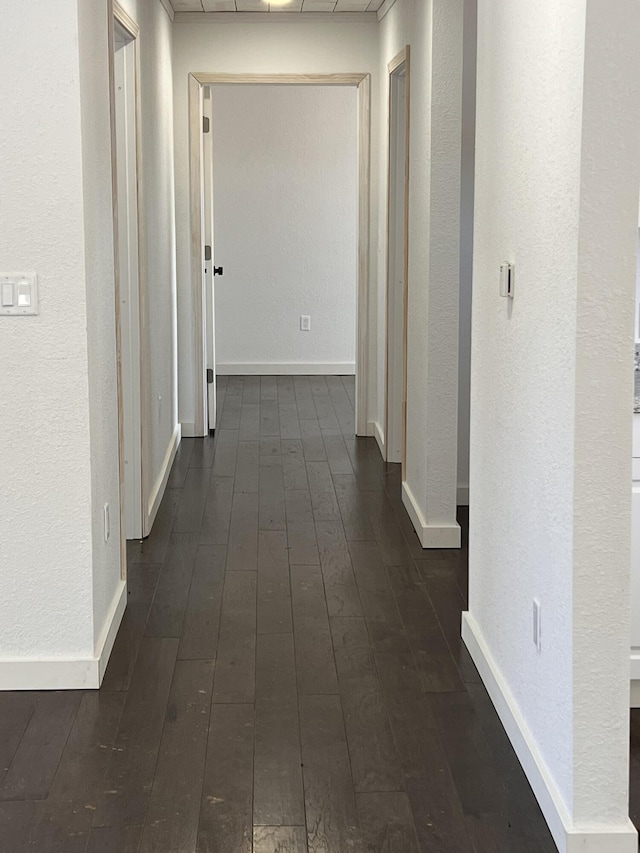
[203,89,217,434]
[114,26,143,538]
[386,68,408,465]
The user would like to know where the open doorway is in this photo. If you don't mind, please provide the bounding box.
[384,47,410,472]
[188,73,371,438]
[110,2,145,542]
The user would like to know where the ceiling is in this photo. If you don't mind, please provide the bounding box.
[170,1,384,12]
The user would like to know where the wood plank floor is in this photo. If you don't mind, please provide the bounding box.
[1,375,566,851]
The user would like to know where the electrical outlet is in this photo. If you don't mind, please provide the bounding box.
[300,315,311,332]
[104,504,110,543]
[533,598,541,652]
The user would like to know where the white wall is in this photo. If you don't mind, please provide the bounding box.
[378,0,464,546]
[119,0,179,523]
[211,84,357,373]
[172,18,380,429]
[0,0,121,684]
[464,0,640,848]
[0,0,176,687]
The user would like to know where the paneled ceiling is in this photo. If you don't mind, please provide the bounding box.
[170,1,384,12]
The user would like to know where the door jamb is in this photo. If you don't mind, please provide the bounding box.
[108,1,151,559]
[188,72,371,437]
[384,47,411,478]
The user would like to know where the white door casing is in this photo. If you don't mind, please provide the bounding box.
[113,18,143,540]
[385,48,411,472]
[203,89,217,434]
[188,73,371,438]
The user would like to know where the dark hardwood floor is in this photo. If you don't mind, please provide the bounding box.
[1,374,563,852]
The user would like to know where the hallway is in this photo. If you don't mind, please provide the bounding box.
[0,375,556,852]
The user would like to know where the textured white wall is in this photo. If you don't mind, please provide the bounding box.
[172,19,380,426]
[572,0,640,828]
[0,0,175,678]
[211,84,357,371]
[468,0,640,840]
[378,0,463,542]
[119,0,178,512]
[0,0,105,660]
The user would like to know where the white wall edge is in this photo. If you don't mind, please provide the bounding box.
[376,0,399,22]
[401,481,461,549]
[157,0,175,21]
[370,420,385,459]
[174,11,378,24]
[147,424,181,533]
[457,484,469,506]
[181,422,197,438]
[217,362,356,376]
[0,581,127,691]
[462,613,639,853]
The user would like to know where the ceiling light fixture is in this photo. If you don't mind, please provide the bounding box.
[267,0,295,7]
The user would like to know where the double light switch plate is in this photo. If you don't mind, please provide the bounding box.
[0,273,39,316]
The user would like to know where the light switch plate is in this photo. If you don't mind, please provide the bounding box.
[0,273,39,316]
[500,263,515,299]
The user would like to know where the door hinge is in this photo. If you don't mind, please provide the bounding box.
[207,368,214,384]
[203,116,210,134]
[204,245,212,262]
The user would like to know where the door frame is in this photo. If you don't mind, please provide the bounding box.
[187,72,371,437]
[384,47,411,477]
[108,1,151,550]
[202,89,217,435]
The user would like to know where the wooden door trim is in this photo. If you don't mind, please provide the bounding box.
[384,46,411,478]
[113,1,139,39]
[188,72,371,436]
[109,1,150,564]
[107,0,126,578]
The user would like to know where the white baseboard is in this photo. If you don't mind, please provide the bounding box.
[217,362,356,376]
[457,484,469,505]
[181,422,197,438]
[146,425,181,535]
[462,613,638,853]
[401,481,461,549]
[0,581,127,691]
